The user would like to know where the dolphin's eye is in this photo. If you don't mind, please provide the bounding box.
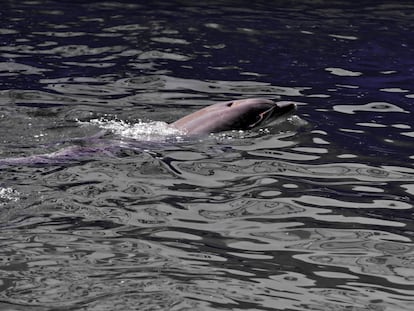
[226,101,234,107]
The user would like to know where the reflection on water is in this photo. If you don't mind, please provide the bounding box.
[1,1,414,310]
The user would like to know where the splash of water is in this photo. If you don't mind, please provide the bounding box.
[88,118,185,141]
[0,187,20,205]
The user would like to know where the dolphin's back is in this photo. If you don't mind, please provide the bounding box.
[172,101,236,134]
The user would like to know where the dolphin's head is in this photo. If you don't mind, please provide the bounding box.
[172,98,296,135]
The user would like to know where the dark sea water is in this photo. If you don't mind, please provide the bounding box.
[1,1,413,310]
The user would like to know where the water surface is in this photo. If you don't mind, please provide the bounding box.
[0,1,413,310]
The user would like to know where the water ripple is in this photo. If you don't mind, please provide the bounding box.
[176,159,414,183]
[1,1,414,310]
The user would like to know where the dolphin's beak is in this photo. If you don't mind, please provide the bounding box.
[252,101,296,128]
[274,101,297,115]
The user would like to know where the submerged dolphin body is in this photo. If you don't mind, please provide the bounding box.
[0,98,296,166]
[172,98,296,135]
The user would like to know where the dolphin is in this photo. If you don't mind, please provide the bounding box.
[172,98,296,134]
[0,98,296,166]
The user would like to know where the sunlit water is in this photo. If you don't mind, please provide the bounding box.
[0,1,413,310]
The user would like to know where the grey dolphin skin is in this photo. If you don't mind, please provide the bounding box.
[171,98,296,135]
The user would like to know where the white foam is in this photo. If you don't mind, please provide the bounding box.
[0,187,20,205]
[89,118,185,141]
